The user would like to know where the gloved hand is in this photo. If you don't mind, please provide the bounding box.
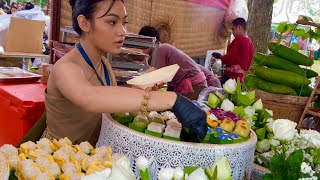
[211,52,222,59]
[172,94,207,142]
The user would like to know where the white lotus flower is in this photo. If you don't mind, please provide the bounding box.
[186,168,208,180]
[220,99,235,112]
[173,167,184,180]
[110,156,135,180]
[158,168,175,180]
[223,79,237,94]
[253,99,263,110]
[273,119,297,141]
[269,137,280,147]
[244,106,255,117]
[266,118,274,133]
[266,109,273,116]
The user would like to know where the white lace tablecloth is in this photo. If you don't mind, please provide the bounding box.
[97,114,257,180]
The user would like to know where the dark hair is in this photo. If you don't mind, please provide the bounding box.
[25,2,34,10]
[10,2,17,7]
[0,0,7,9]
[69,0,124,35]
[232,18,247,30]
[3,5,9,11]
[138,26,160,41]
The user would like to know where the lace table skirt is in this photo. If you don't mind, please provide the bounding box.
[97,114,258,180]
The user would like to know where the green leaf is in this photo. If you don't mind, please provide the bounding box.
[233,106,245,117]
[286,149,303,179]
[262,173,274,180]
[298,15,314,22]
[293,28,307,37]
[213,165,218,180]
[256,109,272,128]
[276,22,289,34]
[290,42,300,51]
[256,127,267,140]
[286,23,295,33]
[313,148,320,165]
[268,151,287,179]
[139,169,150,180]
[237,94,251,106]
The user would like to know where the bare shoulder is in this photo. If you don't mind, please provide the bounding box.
[51,52,83,78]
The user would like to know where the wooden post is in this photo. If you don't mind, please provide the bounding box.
[49,0,61,64]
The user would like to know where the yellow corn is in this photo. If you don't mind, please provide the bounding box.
[19,144,29,156]
[48,173,55,180]
[18,153,27,161]
[81,156,89,171]
[28,151,39,161]
[53,156,65,167]
[52,139,61,149]
[59,174,71,180]
[46,155,55,163]
[103,161,112,168]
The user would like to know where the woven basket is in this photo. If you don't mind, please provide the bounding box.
[0,154,9,180]
[97,113,257,180]
[59,0,227,57]
[255,90,309,123]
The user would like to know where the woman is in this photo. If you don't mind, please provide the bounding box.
[40,0,207,145]
[139,26,221,100]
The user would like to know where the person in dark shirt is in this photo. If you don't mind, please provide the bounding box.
[212,18,254,82]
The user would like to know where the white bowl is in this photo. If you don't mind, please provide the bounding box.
[97,114,257,180]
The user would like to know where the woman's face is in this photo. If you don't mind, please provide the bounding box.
[11,7,18,14]
[88,0,127,55]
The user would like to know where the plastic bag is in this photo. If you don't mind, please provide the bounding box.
[225,0,248,25]
[0,15,11,47]
[197,86,225,102]
[12,9,46,21]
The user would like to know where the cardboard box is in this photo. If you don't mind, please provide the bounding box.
[5,17,45,54]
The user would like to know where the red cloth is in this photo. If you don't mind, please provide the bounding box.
[221,35,254,80]
[176,72,206,95]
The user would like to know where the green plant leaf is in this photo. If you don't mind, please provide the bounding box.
[268,151,287,179]
[302,30,311,40]
[293,29,306,37]
[286,24,296,33]
[276,22,289,34]
[262,173,274,180]
[290,42,300,51]
[286,149,303,179]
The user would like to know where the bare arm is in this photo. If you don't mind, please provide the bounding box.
[51,61,177,113]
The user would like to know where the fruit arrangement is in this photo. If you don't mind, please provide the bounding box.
[198,78,282,153]
[111,111,183,141]
[0,137,128,180]
[245,42,317,97]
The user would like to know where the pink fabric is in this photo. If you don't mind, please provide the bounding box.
[187,0,231,11]
[176,72,206,95]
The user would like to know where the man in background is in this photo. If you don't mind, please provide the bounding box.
[211,18,254,82]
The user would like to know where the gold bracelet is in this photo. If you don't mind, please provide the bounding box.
[140,87,152,117]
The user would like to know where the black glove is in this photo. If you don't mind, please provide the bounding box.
[172,94,208,142]
[211,52,222,59]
